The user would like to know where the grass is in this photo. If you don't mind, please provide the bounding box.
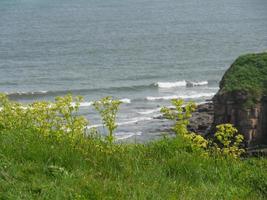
[0,128,266,199]
[219,52,267,105]
[0,94,266,199]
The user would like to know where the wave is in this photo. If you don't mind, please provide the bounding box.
[5,84,157,99]
[86,124,103,129]
[117,117,153,126]
[6,90,54,99]
[186,81,208,87]
[6,91,48,97]
[146,92,215,101]
[87,116,153,129]
[70,98,130,108]
[115,131,142,140]
[155,80,209,88]
[120,98,131,104]
[72,101,93,108]
[0,99,130,111]
[137,108,162,115]
[5,80,211,99]
[155,80,187,88]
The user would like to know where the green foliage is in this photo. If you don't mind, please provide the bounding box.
[93,97,121,143]
[0,94,88,143]
[0,94,266,199]
[220,52,267,106]
[161,99,196,136]
[161,99,245,158]
[161,99,208,153]
[213,124,245,158]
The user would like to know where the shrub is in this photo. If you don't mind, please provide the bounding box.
[161,99,245,158]
[212,124,245,158]
[161,99,208,153]
[0,94,88,142]
[93,97,121,143]
[161,99,196,136]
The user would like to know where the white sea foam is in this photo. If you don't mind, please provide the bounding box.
[120,98,131,104]
[87,116,153,129]
[155,80,187,88]
[79,102,94,107]
[40,91,48,94]
[117,117,153,126]
[146,95,178,101]
[86,124,103,129]
[155,80,209,89]
[197,101,209,105]
[6,91,48,95]
[146,92,215,101]
[115,131,142,140]
[137,108,162,115]
[186,81,208,87]
[71,98,131,108]
[70,102,92,108]
[74,101,94,107]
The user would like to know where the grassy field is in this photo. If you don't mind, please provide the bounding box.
[0,129,266,200]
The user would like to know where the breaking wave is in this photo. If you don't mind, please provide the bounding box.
[146,92,215,101]
[87,116,153,129]
[5,80,210,100]
[115,131,142,140]
[120,98,131,104]
[186,81,208,87]
[155,80,209,88]
[155,81,187,88]
[136,108,162,115]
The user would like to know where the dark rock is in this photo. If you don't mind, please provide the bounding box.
[212,92,267,147]
[188,103,214,135]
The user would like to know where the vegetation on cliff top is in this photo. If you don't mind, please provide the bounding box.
[220,52,267,100]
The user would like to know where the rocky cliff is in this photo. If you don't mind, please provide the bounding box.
[212,52,267,147]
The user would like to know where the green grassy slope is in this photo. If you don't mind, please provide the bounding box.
[0,129,266,200]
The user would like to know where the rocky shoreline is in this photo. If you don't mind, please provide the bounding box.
[188,101,214,136]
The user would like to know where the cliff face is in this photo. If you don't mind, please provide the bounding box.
[213,92,267,146]
[212,53,267,146]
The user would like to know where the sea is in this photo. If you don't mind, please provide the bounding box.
[0,0,267,141]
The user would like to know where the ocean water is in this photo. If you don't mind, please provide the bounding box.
[0,0,267,141]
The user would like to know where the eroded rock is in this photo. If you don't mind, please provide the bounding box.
[211,53,267,147]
